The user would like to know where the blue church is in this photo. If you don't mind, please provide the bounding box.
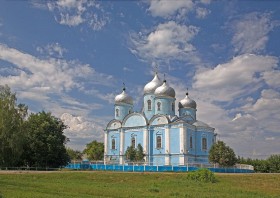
[104,72,217,166]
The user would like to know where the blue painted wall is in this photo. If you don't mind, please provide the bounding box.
[154,97,175,116]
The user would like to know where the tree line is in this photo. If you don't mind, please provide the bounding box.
[209,140,280,173]
[0,85,69,168]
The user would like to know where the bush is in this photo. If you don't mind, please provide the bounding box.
[187,168,216,183]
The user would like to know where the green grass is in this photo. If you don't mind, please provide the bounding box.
[0,171,279,198]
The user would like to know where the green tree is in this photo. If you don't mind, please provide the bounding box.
[0,85,28,166]
[83,140,104,161]
[125,146,136,161]
[125,144,145,162]
[267,154,280,173]
[67,148,83,161]
[135,144,145,161]
[209,140,237,167]
[22,111,69,167]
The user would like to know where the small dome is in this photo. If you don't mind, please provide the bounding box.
[179,92,196,109]
[144,73,162,95]
[154,80,175,98]
[115,88,133,105]
[193,120,209,128]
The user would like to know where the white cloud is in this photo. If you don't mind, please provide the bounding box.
[231,12,279,54]
[61,113,104,150]
[46,0,109,30]
[37,43,67,58]
[262,70,280,88]
[193,54,278,101]
[195,7,210,19]
[130,21,200,64]
[148,0,194,18]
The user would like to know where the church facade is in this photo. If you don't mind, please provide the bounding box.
[104,72,216,166]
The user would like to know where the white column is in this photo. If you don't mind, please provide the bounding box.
[165,127,170,165]
[143,128,149,163]
[179,126,185,165]
[104,131,108,164]
[119,129,124,164]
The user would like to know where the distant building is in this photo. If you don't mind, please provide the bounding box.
[104,72,216,165]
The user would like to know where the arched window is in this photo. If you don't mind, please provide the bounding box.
[115,109,119,117]
[172,102,175,111]
[131,137,136,148]
[112,139,116,150]
[147,100,151,111]
[157,102,161,111]
[156,135,162,149]
[190,136,193,149]
[202,137,207,150]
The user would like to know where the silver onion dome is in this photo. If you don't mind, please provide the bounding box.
[154,80,175,98]
[178,92,197,109]
[115,88,133,105]
[143,73,162,95]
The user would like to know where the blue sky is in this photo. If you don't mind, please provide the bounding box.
[0,0,279,158]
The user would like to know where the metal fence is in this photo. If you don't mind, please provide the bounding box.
[65,161,254,173]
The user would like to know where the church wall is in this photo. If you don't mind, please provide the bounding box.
[154,97,175,116]
[107,130,120,163]
[124,130,144,152]
[115,104,132,121]
[151,127,165,155]
[187,128,195,155]
[179,108,196,120]
[123,114,146,128]
[169,127,180,154]
[143,94,156,120]
[195,130,213,158]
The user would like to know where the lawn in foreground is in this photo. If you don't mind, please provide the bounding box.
[0,171,279,198]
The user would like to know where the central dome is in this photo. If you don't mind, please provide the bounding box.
[115,88,133,105]
[143,73,162,95]
[154,80,175,98]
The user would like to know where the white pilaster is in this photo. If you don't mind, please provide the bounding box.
[119,129,124,164]
[179,126,185,165]
[143,128,148,163]
[165,127,170,165]
[104,131,108,164]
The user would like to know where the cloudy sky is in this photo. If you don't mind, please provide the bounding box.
[1,0,279,158]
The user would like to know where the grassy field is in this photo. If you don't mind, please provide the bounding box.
[0,171,279,198]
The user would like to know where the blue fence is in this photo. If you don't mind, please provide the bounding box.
[65,163,254,173]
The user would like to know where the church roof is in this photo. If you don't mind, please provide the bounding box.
[143,73,162,95]
[155,80,175,98]
[178,92,196,109]
[115,87,133,105]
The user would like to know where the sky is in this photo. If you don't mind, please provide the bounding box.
[0,0,279,158]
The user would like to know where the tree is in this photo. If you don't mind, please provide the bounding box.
[125,146,136,161]
[209,140,237,167]
[125,144,145,162]
[83,140,104,161]
[135,144,145,161]
[67,148,83,161]
[0,85,28,166]
[22,111,69,167]
[267,154,280,173]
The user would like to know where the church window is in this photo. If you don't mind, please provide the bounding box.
[131,137,136,148]
[202,137,207,150]
[111,139,116,150]
[147,100,151,111]
[156,135,162,149]
[115,109,119,117]
[190,136,193,149]
[157,102,161,111]
[172,102,175,111]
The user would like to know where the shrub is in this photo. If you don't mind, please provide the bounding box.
[187,168,216,183]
